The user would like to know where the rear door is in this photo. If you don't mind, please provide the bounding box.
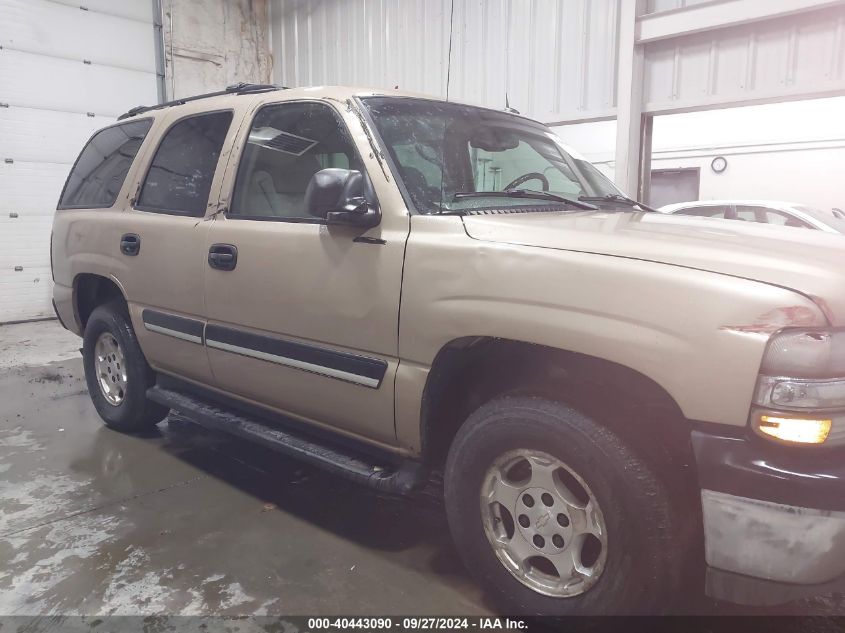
[113,107,240,386]
[202,99,408,445]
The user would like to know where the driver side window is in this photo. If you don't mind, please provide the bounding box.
[469,140,582,196]
[229,102,361,220]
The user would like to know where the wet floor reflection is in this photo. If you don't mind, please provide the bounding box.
[0,362,490,614]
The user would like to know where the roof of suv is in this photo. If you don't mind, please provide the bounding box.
[118,83,529,123]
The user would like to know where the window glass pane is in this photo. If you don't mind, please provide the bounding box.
[230,102,362,219]
[469,140,582,197]
[138,111,233,216]
[317,153,350,169]
[764,210,788,225]
[395,143,443,190]
[678,206,727,218]
[764,209,810,228]
[59,120,152,208]
[735,206,766,223]
[362,97,619,214]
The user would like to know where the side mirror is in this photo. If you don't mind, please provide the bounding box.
[305,168,380,228]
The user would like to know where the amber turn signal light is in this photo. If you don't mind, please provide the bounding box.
[757,414,832,445]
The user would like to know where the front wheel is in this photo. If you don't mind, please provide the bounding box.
[82,300,168,432]
[444,396,681,615]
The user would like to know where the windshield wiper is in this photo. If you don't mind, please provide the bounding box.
[454,189,597,210]
[578,194,658,213]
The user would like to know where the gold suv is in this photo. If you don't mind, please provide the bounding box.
[51,83,845,614]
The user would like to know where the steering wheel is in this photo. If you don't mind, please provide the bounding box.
[504,172,549,191]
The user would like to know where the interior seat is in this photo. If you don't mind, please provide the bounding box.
[246,170,284,216]
[274,155,323,217]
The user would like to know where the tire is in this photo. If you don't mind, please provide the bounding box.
[444,395,680,615]
[82,300,168,432]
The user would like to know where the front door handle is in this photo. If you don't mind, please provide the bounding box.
[120,233,140,256]
[208,243,238,271]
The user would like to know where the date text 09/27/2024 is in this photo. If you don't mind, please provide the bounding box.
[306,618,529,630]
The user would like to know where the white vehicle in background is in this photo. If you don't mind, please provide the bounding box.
[660,200,845,234]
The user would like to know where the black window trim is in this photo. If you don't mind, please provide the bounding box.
[56,117,154,211]
[133,108,235,218]
[224,99,373,225]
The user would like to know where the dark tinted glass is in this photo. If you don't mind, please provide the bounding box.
[138,111,233,216]
[230,102,361,219]
[59,120,152,209]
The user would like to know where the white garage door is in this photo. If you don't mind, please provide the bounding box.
[0,0,160,323]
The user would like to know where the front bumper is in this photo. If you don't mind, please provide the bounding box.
[693,430,845,605]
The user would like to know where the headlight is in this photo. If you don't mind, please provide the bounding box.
[754,376,845,409]
[752,328,845,446]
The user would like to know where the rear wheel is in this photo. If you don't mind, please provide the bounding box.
[444,396,681,615]
[82,300,168,432]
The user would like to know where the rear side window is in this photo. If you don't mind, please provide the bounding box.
[58,119,152,209]
[137,111,233,217]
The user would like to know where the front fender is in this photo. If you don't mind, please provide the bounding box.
[394,216,826,450]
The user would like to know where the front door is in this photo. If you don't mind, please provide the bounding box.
[203,100,408,446]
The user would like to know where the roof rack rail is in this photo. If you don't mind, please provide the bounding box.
[117,82,286,121]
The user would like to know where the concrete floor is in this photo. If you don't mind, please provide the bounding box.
[0,320,488,616]
[0,320,842,617]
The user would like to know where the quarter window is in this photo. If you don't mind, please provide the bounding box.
[229,102,362,220]
[137,111,233,217]
[58,120,152,209]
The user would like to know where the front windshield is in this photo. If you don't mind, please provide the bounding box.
[361,97,621,214]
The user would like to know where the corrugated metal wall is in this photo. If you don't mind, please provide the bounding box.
[643,4,845,113]
[271,0,845,123]
[272,0,452,98]
[271,0,622,123]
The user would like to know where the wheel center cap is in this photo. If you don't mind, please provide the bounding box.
[513,486,571,552]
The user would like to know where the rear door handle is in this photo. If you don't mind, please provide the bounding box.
[208,243,238,271]
[120,233,140,256]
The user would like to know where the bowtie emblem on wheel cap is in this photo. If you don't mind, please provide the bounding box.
[535,512,551,530]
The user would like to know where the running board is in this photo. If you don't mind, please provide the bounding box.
[147,386,426,495]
